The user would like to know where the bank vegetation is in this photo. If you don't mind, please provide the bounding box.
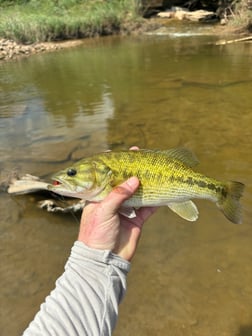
[0,0,144,44]
[0,0,251,44]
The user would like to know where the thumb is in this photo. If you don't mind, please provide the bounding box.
[103,177,140,211]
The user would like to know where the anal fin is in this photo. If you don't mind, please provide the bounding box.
[168,201,199,222]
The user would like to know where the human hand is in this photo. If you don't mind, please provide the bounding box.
[78,176,157,261]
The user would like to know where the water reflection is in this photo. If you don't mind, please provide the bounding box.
[0,31,252,335]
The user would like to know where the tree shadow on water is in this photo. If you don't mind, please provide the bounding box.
[238,325,252,336]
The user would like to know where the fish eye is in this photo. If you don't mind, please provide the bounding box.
[67,168,77,177]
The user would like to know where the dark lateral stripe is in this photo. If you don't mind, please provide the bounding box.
[168,175,223,194]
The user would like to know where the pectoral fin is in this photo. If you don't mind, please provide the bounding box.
[168,201,199,222]
[119,207,137,218]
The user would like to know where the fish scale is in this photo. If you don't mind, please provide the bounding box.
[99,151,221,202]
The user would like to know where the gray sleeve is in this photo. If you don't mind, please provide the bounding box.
[23,241,131,336]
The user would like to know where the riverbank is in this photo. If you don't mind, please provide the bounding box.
[0,0,157,62]
[0,38,111,62]
[0,0,251,62]
[0,23,247,63]
[0,0,143,43]
[0,18,161,62]
[0,39,80,61]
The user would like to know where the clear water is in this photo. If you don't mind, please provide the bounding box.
[0,32,252,335]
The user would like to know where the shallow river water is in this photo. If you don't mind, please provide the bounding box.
[0,28,252,335]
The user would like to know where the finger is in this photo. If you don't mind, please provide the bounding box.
[136,206,158,222]
[102,177,139,212]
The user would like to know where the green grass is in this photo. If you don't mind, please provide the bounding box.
[0,0,143,43]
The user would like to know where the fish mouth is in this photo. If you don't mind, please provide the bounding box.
[50,176,75,191]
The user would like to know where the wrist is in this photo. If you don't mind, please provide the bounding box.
[74,241,131,270]
[77,232,115,252]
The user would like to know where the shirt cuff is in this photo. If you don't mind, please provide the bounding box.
[66,241,131,273]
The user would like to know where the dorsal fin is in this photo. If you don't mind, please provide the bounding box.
[139,148,199,167]
[162,148,199,167]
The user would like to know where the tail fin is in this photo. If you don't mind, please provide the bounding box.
[217,181,245,224]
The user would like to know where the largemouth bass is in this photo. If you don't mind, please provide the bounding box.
[50,148,244,224]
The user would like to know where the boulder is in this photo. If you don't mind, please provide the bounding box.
[157,6,217,22]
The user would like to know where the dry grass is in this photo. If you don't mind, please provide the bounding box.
[227,0,252,32]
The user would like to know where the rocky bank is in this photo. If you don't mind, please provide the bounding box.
[0,39,84,62]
